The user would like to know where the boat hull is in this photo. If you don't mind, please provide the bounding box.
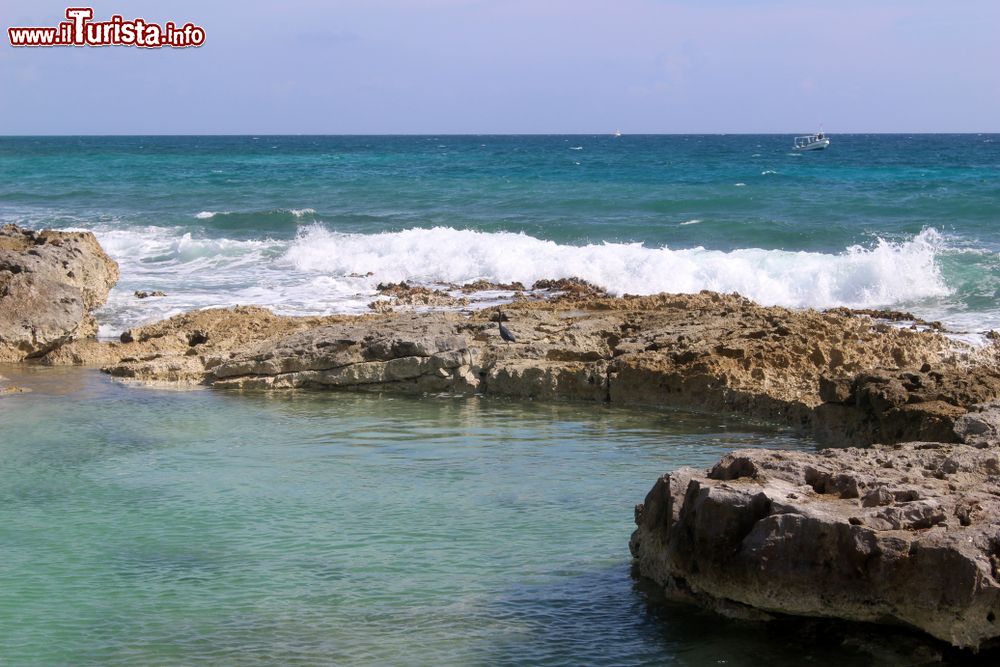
[793,138,830,151]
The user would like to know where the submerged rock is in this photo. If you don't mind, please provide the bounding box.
[0,224,119,361]
[630,442,1000,650]
[0,374,30,395]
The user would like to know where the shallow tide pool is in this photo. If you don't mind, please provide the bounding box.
[0,366,948,666]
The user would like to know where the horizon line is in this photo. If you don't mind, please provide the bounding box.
[2,131,999,137]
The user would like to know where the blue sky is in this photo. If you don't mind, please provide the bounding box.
[1,0,998,134]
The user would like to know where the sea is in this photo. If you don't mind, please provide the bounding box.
[1,134,998,335]
[1,135,998,665]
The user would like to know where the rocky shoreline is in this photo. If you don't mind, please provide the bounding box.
[4,223,1000,651]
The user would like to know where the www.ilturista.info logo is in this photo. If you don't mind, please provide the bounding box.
[7,8,205,48]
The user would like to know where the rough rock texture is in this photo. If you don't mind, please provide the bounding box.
[44,306,344,383]
[629,442,1000,650]
[58,290,998,446]
[210,313,480,392]
[955,403,1000,448]
[0,224,119,361]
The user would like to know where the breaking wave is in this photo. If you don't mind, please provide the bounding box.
[282,225,950,309]
[89,224,957,334]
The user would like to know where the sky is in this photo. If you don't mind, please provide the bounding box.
[1,0,998,134]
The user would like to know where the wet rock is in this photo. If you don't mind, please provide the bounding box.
[531,277,609,300]
[371,281,469,310]
[134,290,167,299]
[0,375,30,396]
[459,279,526,292]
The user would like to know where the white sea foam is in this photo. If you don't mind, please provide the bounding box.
[194,211,219,219]
[289,208,316,217]
[89,224,961,335]
[679,219,702,226]
[282,225,950,309]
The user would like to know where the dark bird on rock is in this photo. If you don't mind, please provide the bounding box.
[498,309,516,343]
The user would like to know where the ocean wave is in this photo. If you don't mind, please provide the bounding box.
[82,223,971,335]
[281,225,951,310]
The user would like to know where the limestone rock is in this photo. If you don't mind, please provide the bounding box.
[955,403,1000,448]
[630,443,1000,650]
[209,313,481,393]
[0,224,119,361]
[66,291,1000,447]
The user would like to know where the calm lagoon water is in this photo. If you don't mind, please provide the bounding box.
[0,365,921,666]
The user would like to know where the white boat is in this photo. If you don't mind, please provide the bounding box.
[613,128,622,137]
[793,131,829,151]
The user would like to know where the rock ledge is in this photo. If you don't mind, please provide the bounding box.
[630,440,1000,650]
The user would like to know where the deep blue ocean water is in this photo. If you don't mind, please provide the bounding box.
[1,134,998,333]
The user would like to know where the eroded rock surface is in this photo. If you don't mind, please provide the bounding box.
[210,313,481,393]
[629,443,1000,650]
[59,291,1000,446]
[0,224,119,361]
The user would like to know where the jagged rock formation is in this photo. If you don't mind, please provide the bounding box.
[44,291,1000,447]
[0,224,119,361]
[629,439,1000,650]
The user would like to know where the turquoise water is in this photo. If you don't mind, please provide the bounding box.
[0,366,862,666]
[1,135,998,332]
[2,136,999,664]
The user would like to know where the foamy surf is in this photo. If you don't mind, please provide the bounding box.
[283,225,950,308]
[88,224,975,336]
